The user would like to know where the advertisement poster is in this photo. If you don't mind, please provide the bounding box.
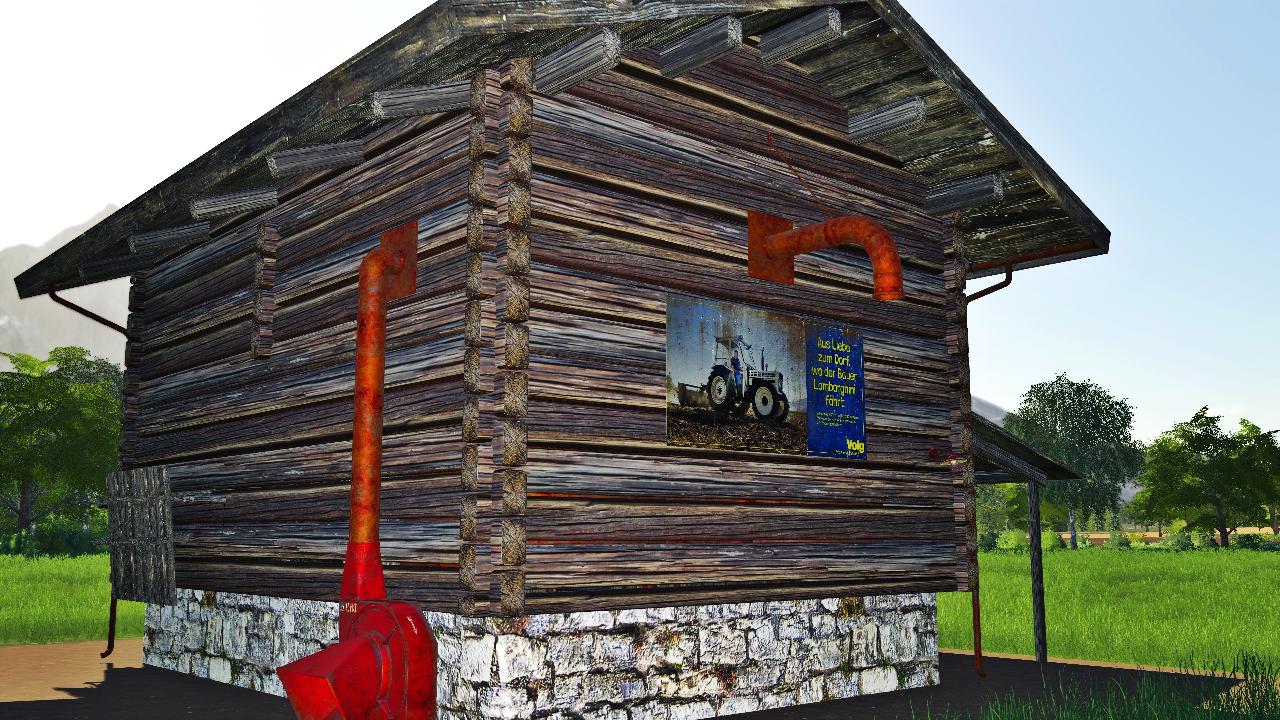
[665,295,866,459]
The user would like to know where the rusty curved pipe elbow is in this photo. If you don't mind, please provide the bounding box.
[340,220,418,636]
[748,211,905,301]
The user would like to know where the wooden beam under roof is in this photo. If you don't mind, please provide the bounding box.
[759,6,841,65]
[267,140,365,178]
[925,174,1004,216]
[658,16,743,78]
[189,188,279,220]
[847,96,927,144]
[127,222,211,254]
[79,253,158,283]
[371,79,472,119]
[535,28,623,95]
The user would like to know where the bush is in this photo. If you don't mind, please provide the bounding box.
[996,529,1028,553]
[978,530,999,553]
[1191,530,1217,549]
[1161,531,1194,551]
[1236,533,1265,550]
[1102,531,1131,549]
[2,527,103,557]
[1040,531,1066,551]
[1128,532,1148,546]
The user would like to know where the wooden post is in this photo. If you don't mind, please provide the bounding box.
[1028,477,1047,662]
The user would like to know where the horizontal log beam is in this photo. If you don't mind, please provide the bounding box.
[847,96,927,144]
[127,222,211,254]
[925,174,1004,216]
[658,16,743,78]
[267,140,365,178]
[371,80,472,119]
[189,188,279,220]
[759,6,841,65]
[79,253,158,282]
[535,28,623,95]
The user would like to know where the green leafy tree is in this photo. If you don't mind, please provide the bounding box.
[1003,373,1141,548]
[1135,408,1268,548]
[0,347,122,538]
[1236,419,1280,536]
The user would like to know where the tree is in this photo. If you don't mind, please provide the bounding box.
[1004,373,1141,548]
[1135,408,1268,548]
[1236,420,1280,536]
[0,347,122,537]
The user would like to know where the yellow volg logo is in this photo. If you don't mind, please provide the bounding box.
[845,438,866,454]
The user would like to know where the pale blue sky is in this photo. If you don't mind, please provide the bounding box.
[903,0,1280,440]
[2,2,1274,441]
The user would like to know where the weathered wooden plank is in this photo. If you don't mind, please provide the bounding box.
[566,64,925,208]
[172,475,466,525]
[138,336,464,431]
[268,140,365,178]
[175,561,466,607]
[372,80,472,119]
[525,446,951,505]
[522,540,955,590]
[535,28,622,95]
[526,500,955,543]
[133,379,464,463]
[759,6,841,65]
[658,16,743,78]
[174,520,459,566]
[520,576,953,613]
[190,188,279,219]
[848,96,928,144]
[925,173,1004,216]
[79,253,159,283]
[165,427,463,492]
[128,222,212,255]
[139,290,468,407]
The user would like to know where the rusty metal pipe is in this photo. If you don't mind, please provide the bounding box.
[44,282,128,658]
[965,263,1013,303]
[747,212,904,300]
[339,221,419,636]
[47,282,128,335]
[279,220,437,720]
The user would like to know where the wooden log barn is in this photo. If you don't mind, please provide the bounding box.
[14,2,1107,717]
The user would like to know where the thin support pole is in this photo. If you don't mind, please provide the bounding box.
[100,595,118,658]
[1028,478,1047,662]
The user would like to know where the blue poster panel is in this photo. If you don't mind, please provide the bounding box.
[665,294,867,460]
[804,326,867,459]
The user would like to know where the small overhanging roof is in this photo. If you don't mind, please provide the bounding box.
[14,0,1110,298]
[972,413,1080,486]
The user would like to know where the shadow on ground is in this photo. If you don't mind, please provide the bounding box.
[1,664,294,720]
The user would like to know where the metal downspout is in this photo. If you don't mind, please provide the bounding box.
[45,282,128,659]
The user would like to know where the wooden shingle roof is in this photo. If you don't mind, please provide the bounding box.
[15,0,1109,298]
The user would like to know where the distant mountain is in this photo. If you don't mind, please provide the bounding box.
[972,396,1010,425]
[0,207,128,367]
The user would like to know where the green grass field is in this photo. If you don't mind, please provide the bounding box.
[0,554,144,645]
[938,549,1280,668]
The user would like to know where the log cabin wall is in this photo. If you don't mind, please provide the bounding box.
[125,108,479,609]
[507,47,966,614]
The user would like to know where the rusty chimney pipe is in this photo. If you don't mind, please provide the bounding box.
[747,211,905,300]
[339,220,419,633]
[278,220,437,720]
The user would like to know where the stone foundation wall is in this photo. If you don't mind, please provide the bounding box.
[145,590,939,719]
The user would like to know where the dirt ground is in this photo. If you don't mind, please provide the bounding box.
[667,405,807,453]
[0,638,293,719]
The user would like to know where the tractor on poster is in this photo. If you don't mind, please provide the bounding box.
[704,334,789,425]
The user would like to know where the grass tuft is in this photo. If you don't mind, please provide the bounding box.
[0,554,145,645]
